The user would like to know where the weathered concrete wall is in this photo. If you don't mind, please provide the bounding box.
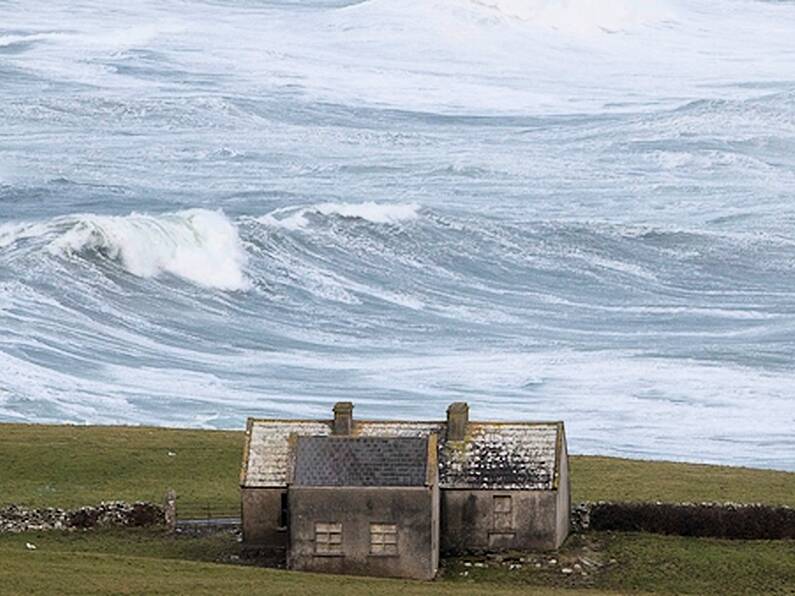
[289,487,437,580]
[430,482,440,574]
[241,487,287,551]
[554,428,571,548]
[441,489,561,553]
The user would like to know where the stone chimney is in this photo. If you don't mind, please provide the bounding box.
[446,402,469,441]
[332,402,354,435]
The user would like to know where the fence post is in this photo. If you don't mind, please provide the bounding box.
[164,489,177,532]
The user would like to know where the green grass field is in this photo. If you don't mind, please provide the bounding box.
[0,547,613,596]
[3,423,795,510]
[1,423,794,595]
[0,424,242,514]
[1,528,792,595]
[0,526,612,596]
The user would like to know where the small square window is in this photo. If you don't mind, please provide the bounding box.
[315,522,342,555]
[370,523,398,556]
[494,495,512,513]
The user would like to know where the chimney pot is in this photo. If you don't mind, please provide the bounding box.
[333,402,354,435]
[446,402,469,441]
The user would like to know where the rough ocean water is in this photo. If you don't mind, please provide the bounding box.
[1,0,794,470]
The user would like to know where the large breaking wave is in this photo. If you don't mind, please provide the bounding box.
[3,210,248,290]
[49,210,250,290]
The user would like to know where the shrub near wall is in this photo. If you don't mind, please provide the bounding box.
[575,502,795,540]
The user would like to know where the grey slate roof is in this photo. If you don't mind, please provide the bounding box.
[242,418,563,491]
[292,436,430,487]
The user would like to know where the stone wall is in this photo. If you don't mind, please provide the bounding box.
[0,502,164,533]
[572,501,795,540]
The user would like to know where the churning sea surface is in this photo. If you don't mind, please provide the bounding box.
[1,0,794,470]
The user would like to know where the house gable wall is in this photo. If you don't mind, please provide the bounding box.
[241,487,287,554]
[288,487,437,580]
[554,427,571,548]
[441,489,560,553]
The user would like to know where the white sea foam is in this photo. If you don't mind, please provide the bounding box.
[0,221,54,249]
[0,25,174,50]
[0,34,43,47]
[5,0,794,114]
[259,202,421,230]
[337,349,795,468]
[243,0,792,114]
[49,209,250,290]
[461,0,673,33]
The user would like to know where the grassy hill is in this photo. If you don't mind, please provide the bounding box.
[1,423,794,595]
[3,423,795,511]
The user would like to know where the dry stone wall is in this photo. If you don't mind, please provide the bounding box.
[0,502,163,533]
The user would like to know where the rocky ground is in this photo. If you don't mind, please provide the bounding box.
[441,533,626,591]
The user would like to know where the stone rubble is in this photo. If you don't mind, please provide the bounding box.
[452,543,607,583]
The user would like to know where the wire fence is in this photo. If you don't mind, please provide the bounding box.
[176,498,240,523]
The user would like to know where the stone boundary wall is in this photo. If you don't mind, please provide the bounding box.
[6,499,793,539]
[0,502,164,533]
[572,501,795,540]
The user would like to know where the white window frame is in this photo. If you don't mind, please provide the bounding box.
[314,522,343,556]
[369,523,398,556]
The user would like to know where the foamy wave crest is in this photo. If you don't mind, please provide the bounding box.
[259,202,420,230]
[49,209,250,290]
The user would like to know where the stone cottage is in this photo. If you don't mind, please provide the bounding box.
[240,402,570,580]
